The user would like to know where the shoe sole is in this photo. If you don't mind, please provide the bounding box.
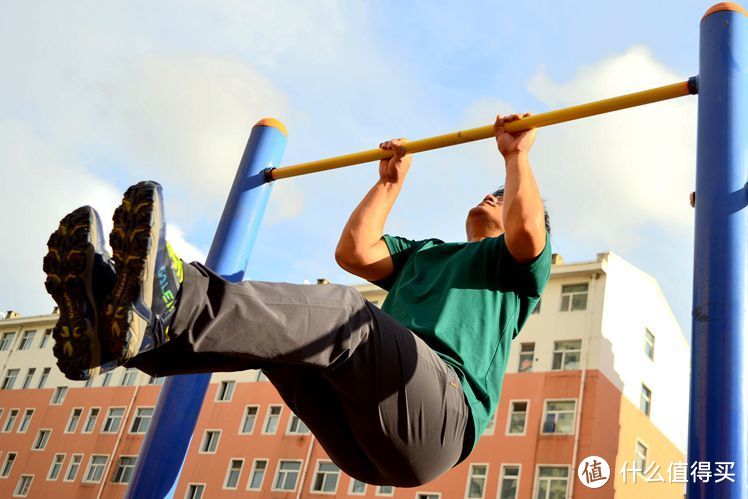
[105,181,162,361]
[43,207,102,380]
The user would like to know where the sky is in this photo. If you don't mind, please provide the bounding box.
[1,0,717,338]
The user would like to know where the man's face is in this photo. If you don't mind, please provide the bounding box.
[465,192,504,240]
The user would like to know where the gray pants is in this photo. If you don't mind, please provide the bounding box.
[127,262,473,487]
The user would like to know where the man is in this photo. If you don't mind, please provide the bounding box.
[43,114,551,487]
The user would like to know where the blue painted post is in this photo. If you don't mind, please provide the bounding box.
[689,4,747,498]
[126,119,287,498]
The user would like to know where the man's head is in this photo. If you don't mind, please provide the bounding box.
[465,186,551,242]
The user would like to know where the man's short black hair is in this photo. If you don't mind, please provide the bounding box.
[493,186,552,235]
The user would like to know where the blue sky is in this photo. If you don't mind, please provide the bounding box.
[1,0,718,336]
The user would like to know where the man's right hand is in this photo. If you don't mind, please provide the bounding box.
[378,139,412,184]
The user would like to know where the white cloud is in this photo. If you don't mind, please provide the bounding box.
[167,224,208,264]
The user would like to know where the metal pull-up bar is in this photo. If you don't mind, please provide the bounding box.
[268,77,698,181]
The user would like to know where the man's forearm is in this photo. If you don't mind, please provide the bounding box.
[502,152,546,261]
[336,179,403,262]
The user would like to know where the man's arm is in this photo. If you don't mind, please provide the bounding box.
[335,139,412,282]
[495,114,547,263]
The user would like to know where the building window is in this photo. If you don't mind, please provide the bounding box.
[640,384,652,417]
[83,455,108,483]
[263,406,282,434]
[466,464,488,498]
[518,343,534,372]
[311,461,340,494]
[47,454,66,481]
[40,329,53,349]
[18,331,35,350]
[0,332,15,351]
[542,400,576,435]
[13,474,33,497]
[644,328,655,360]
[64,454,83,481]
[216,380,235,401]
[83,408,100,433]
[3,409,19,432]
[560,283,588,311]
[65,408,83,433]
[535,466,569,498]
[376,485,395,496]
[247,459,267,491]
[32,429,51,450]
[102,408,125,433]
[349,478,367,495]
[130,407,153,434]
[416,494,440,499]
[85,377,94,388]
[256,370,268,382]
[1,452,17,478]
[272,460,301,491]
[635,440,648,473]
[224,459,243,489]
[185,484,205,499]
[240,406,259,434]
[531,299,541,314]
[551,340,581,370]
[499,465,520,499]
[287,414,310,435]
[507,401,528,435]
[121,368,138,386]
[101,372,112,387]
[483,412,496,436]
[200,430,221,453]
[18,409,33,433]
[2,369,19,389]
[111,456,137,484]
[37,368,50,389]
[149,376,165,385]
[51,386,67,405]
[21,368,35,389]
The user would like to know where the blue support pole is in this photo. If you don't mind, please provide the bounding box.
[126,118,287,498]
[688,4,748,498]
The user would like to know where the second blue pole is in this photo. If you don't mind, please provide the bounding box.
[126,118,287,498]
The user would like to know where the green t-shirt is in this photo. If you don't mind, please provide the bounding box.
[373,232,552,451]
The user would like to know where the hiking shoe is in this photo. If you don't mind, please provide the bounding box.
[104,180,184,363]
[43,206,118,380]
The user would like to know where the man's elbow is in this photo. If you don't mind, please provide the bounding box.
[506,219,546,263]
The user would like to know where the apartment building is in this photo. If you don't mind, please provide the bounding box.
[0,251,690,498]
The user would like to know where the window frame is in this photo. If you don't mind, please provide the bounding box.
[498,464,522,499]
[17,409,34,434]
[239,405,260,434]
[246,458,268,491]
[533,464,570,499]
[348,477,367,495]
[65,407,83,434]
[50,386,68,405]
[644,328,655,360]
[551,340,582,371]
[82,407,101,434]
[37,368,51,389]
[540,399,577,435]
[0,331,16,351]
[518,342,535,373]
[2,408,19,432]
[82,454,109,484]
[1,452,17,478]
[309,460,340,495]
[12,474,33,497]
[2,369,20,390]
[21,368,36,389]
[32,428,52,451]
[635,439,648,475]
[101,407,126,434]
[215,380,235,402]
[110,455,138,485]
[271,459,303,492]
[18,330,35,350]
[199,429,221,454]
[286,413,311,435]
[46,453,66,481]
[640,383,652,417]
[63,453,84,482]
[559,283,589,312]
[223,458,244,490]
[185,483,205,499]
[262,405,283,435]
[129,406,154,434]
[506,399,530,436]
[464,463,488,499]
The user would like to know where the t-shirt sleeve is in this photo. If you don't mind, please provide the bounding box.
[370,234,421,290]
[496,231,552,298]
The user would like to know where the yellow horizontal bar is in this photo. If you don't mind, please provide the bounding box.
[269,79,696,181]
